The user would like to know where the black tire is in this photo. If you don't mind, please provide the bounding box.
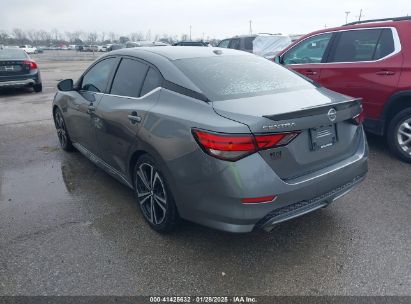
[387,108,411,163]
[53,108,74,152]
[33,83,42,93]
[133,154,179,233]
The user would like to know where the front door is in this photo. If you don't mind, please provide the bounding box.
[281,32,334,81]
[67,57,117,154]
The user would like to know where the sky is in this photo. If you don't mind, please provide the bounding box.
[1,0,410,39]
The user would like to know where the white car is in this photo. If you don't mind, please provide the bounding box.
[19,45,37,54]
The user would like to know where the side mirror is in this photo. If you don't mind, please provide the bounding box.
[57,79,74,91]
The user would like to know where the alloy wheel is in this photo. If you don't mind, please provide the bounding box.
[397,118,411,155]
[135,163,168,225]
[55,111,68,148]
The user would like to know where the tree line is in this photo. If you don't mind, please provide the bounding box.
[0,28,218,46]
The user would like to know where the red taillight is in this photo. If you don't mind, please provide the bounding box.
[192,129,299,161]
[242,195,277,204]
[23,60,38,70]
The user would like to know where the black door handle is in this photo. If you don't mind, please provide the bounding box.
[128,111,142,124]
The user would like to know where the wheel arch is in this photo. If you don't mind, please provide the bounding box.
[52,104,60,115]
[381,90,411,133]
[128,146,182,213]
[127,145,175,192]
[128,149,148,186]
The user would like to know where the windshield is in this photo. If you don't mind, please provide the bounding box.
[173,55,314,101]
[0,49,28,60]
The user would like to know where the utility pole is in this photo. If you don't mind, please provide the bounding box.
[189,25,192,40]
[345,11,351,24]
[358,9,363,21]
[249,20,252,35]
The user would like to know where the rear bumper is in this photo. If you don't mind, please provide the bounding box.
[171,128,368,233]
[0,79,36,88]
[0,71,41,88]
[257,174,366,232]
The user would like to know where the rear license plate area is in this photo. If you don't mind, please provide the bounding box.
[0,65,21,72]
[309,124,337,151]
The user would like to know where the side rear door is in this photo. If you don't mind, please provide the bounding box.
[94,57,163,174]
[319,27,402,120]
[66,57,118,154]
[280,32,334,80]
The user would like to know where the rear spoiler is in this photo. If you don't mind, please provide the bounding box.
[263,98,362,121]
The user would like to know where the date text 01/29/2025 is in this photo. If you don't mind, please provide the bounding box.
[149,296,257,303]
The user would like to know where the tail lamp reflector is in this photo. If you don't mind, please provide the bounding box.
[242,195,277,204]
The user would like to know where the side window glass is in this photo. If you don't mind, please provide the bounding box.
[141,68,163,96]
[228,38,240,50]
[244,37,256,51]
[81,58,116,92]
[329,29,382,62]
[218,39,230,48]
[374,29,395,60]
[110,58,148,98]
[283,33,332,64]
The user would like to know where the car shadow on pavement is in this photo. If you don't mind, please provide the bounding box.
[0,87,35,96]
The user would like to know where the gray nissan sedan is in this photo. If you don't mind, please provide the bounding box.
[52,46,368,233]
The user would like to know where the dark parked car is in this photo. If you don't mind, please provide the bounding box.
[0,48,42,92]
[276,16,411,162]
[173,41,209,46]
[52,47,367,233]
[107,44,124,52]
[218,34,291,60]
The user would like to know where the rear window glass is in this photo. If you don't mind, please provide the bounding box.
[0,49,28,60]
[141,67,163,96]
[244,37,256,51]
[228,39,240,49]
[329,28,395,62]
[173,55,314,101]
[111,58,149,97]
[374,29,395,59]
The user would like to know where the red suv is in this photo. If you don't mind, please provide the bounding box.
[276,16,411,162]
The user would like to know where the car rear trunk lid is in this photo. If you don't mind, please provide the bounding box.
[212,87,363,180]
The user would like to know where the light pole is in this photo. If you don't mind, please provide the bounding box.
[345,11,351,24]
[357,9,363,21]
[249,20,252,35]
[189,25,192,41]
